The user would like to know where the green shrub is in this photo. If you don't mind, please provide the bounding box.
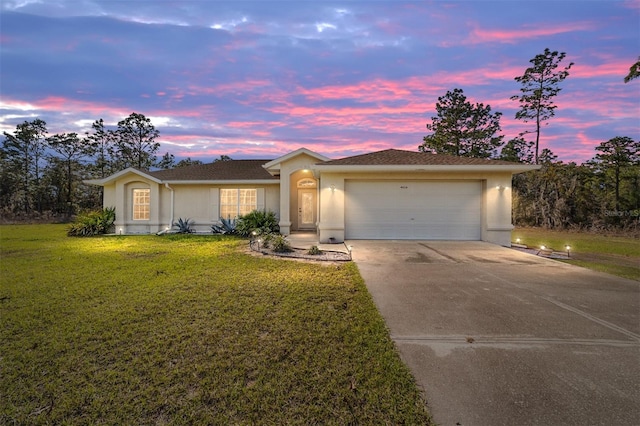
[252,230,276,249]
[236,210,279,237]
[172,218,194,234]
[211,217,237,235]
[307,245,323,255]
[67,207,116,237]
[271,234,293,253]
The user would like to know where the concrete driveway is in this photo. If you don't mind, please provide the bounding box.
[349,240,640,426]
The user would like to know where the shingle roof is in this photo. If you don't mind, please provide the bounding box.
[318,149,520,166]
[148,159,277,181]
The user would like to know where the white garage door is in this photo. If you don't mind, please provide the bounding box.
[345,180,482,240]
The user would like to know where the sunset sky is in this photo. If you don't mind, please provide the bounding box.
[1,0,638,164]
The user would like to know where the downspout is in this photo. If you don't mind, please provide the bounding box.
[157,183,175,235]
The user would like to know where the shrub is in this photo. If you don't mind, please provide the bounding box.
[308,245,323,255]
[271,234,292,253]
[67,207,116,237]
[172,218,194,234]
[211,217,237,235]
[236,210,279,237]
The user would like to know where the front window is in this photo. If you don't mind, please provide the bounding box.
[133,189,150,220]
[220,189,257,219]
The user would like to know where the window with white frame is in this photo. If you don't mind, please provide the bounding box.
[220,189,257,219]
[132,188,150,220]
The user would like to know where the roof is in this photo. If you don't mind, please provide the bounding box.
[85,148,539,187]
[148,159,278,181]
[318,149,522,166]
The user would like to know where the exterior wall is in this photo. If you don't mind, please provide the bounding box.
[317,170,515,246]
[107,175,279,234]
[110,176,163,234]
[103,183,116,209]
[170,183,279,233]
[481,174,514,246]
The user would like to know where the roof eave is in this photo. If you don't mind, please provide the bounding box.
[163,179,280,185]
[314,164,541,173]
[83,168,162,186]
[263,147,331,171]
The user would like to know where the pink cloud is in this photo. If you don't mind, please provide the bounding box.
[467,21,595,44]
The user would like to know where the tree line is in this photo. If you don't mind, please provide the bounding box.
[0,112,204,219]
[419,48,639,231]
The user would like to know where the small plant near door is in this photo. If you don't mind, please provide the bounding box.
[271,234,293,253]
[308,245,323,255]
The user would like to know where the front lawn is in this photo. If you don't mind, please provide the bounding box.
[512,227,640,281]
[0,225,431,424]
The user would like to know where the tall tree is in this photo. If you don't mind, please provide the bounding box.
[499,136,535,163]
[114,113,160,170]
[511,48,573,164]
[419,88,503,158]
[213,154,232,162]
[590,136,640,212]
[86,119,117,178]
[47,132,91,216]
[176,157,204,168]
[1,119,48,213]
[624,56,640,83]
[156,152,176,169]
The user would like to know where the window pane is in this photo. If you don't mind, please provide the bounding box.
[133,189,150,220]
[239,189,257,216]
[218,189,257,219]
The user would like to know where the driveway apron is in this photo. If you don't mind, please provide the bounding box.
[349,240,640,426]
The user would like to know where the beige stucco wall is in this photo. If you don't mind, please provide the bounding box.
[104,172,279,234]
[317,170,514,246]
[170,183,279,233]
[108,175,163,234]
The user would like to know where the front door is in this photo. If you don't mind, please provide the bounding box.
[297,189,316,230]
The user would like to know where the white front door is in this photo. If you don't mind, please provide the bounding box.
[297,189,316,229]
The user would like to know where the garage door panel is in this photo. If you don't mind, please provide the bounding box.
[345,181,482,240]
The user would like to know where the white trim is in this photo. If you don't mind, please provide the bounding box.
[84,168,163,186]
[262,147,330,171]
[162,179,279,185]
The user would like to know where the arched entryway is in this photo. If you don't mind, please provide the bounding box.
[295,177,317,230]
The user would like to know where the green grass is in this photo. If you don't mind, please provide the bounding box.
[0,225,431,425]
[512,227,640,281]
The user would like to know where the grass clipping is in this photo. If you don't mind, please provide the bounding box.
[0,225,431,425]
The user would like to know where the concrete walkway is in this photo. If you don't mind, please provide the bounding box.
[287,232,351,254]
[349,240,640,426]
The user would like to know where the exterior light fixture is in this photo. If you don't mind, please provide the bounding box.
[540,245,546,250]
[516,238,521,244]
[330,184,336,192]
[119,228,123,235]
[565,245,571,258]
[496,185,506,191]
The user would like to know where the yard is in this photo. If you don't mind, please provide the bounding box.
[512,227,640,281]
[0,225,431,425]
